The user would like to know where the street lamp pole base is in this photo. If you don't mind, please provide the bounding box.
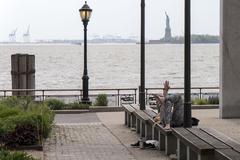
[81,98,92,105]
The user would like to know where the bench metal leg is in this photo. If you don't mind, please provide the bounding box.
[165,134,177,155]
[130,115,133,128]
[152,126,155,140]
[197,154,215,160]
[177,139,187,160]
[124,111,127,125]
[126,112,130,127]
[152,125,159,140]
[187,146,199,160]
[140,121,145,138]
[145,123,152,140]
[159,131,165,151]
[136,118,140,134]
[187,146,190,160]
[131,115,136,129]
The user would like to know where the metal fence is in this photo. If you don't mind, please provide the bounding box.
[146,87,219,106]
[0,88,137,106]
[0,87,219,106]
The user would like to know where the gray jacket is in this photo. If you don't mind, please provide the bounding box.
[160,94,184,127]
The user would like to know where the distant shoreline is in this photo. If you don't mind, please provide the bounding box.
[0,42,220,45]
[148,34,220,44]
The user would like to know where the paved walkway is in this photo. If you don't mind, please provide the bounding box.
[42,113,170,160]
[38,109,240,160]
[43,123,135,160]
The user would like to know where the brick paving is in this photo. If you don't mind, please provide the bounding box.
[43,122,136,160]
[30,109,240,160]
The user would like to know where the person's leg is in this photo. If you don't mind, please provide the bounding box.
[164,100,173,129]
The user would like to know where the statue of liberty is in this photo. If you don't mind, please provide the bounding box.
[164,12,172,42]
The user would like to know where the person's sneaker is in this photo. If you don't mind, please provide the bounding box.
[130,141,140,147]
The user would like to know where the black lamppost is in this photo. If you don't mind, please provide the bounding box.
[139,0,146,110]
[184,0,192,128]
[79,1,92,104]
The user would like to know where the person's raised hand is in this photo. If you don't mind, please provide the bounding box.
[164,81,170,91]
[163,81,170,97]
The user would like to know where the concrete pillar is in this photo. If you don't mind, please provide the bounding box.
[220,0,240,118]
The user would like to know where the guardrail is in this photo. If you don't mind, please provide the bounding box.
[145,87,219,106]
[0,88,138,106]
[0,87,219,106]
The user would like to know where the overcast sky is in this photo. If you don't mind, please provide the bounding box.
[0,0,219,41]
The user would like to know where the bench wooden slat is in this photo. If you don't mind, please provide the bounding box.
[134,110,149,121]
[129,104,139,110]
[172,128,214,154]
[144,109,157,118]
[142,109,173,135]
[215,149,240,160]
[143,109,172,135]
[156,124,172,135]
[123,105,135,113]
[201,128,240,153]
[187,128,230,149]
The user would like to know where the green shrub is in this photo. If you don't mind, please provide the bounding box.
[0,149,37,160]
[68,102,89,109]
[208,96,219,104]
[45,99,65,110]
[95,94,108,106]
[0,97,54,147]
[0,96,33,111]
[192,98,208,105]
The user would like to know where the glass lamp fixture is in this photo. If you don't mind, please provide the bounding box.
[79,1,92,22]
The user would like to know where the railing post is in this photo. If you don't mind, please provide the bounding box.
[145,88,148,105]
[42,90,45,101]
[134,89,137,104]
[117,89,120,106]
[78,90,81,102]
[4,91,6,98]
[199,88,202,99]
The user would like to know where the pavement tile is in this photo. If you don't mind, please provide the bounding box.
[43,123,136,160]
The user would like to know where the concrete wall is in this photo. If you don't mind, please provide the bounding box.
[220,0,240,118]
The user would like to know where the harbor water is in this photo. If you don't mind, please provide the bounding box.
[0,43,219,90]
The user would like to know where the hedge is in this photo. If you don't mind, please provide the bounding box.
[0,97,54,147]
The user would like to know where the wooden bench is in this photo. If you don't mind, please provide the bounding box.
[173,127,240,160]
[123,104,154,139]
[201,128,240,152]
[133,110,151,139]
[123,104,138,128]
[215,149,240,160]
[156,124,177,155]
[172,127,215,160]
[143,109,177,155]
[124,104,198,156]
[143,109,159,140]
[200,128,240,160]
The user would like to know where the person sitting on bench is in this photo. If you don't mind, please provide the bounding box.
[154,81,184,130]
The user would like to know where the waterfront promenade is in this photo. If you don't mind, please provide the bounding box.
[28,109,240,160]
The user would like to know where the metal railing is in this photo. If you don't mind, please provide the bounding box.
[0,88,137,107]
[145,87,219,106]
[0,87,219,106]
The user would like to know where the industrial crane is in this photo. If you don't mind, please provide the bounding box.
[9,28,18,42]
[23,25,30,42]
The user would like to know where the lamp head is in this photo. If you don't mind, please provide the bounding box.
[79,1,92,22]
